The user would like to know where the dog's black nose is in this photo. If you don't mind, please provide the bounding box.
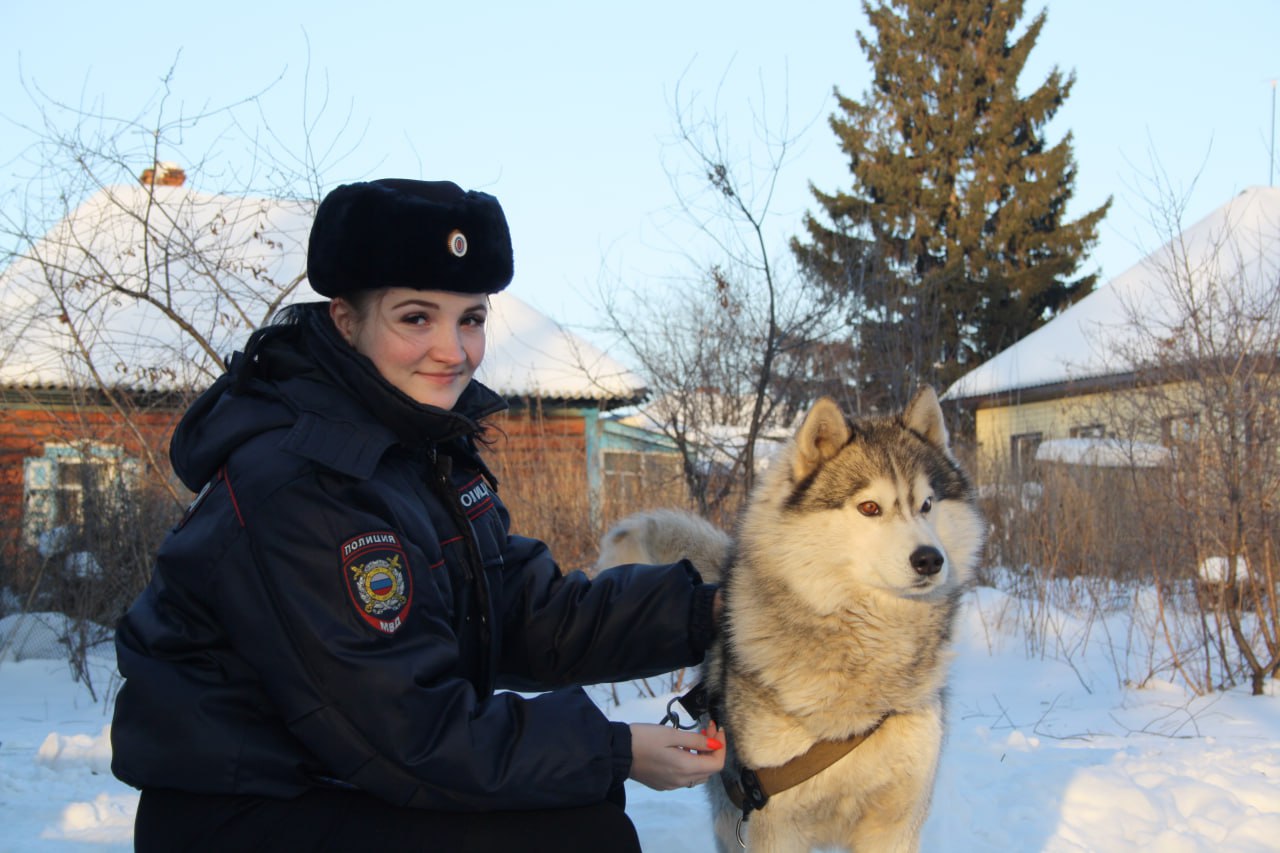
[911,546,945,576]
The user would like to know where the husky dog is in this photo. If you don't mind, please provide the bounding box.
[595,508,731,582]
[605,388,983,852]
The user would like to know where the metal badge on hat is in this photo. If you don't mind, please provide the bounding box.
[447,229,468,257]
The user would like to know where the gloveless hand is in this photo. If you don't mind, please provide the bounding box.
[628,719,726,791]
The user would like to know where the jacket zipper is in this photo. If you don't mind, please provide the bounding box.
[429,445,494,690]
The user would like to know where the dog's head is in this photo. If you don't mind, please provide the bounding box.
[751,388,984,603]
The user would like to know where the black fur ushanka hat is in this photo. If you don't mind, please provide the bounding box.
[307,178,514,297]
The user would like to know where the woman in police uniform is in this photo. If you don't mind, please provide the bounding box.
[111,179,724,851]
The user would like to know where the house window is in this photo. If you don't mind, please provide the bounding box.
[1010,432,1043,475]
[1161,413,1200,446]
[602,450,683,513]
[1070,423,1106,439]
[605,449,644,480]
[1246,409,1276,446]
[22,443,137,548]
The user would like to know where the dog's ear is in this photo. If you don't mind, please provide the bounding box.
[904,386,950,451]
[793,397,851,480]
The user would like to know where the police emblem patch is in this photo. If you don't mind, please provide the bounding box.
[341,531,412,634]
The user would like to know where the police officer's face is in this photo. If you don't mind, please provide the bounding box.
[330,288,487,410]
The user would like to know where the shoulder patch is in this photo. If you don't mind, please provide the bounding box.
[341,531,412,634]
[458,476,494,520]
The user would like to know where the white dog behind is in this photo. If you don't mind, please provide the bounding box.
[595,507,730,583]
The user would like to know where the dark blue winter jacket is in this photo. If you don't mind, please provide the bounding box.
[111,302,716,810]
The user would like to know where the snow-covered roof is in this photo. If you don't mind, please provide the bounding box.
[478,291,646,403]
[0,183,644,404]
[613,393,793,473]
[944,186,1280,401]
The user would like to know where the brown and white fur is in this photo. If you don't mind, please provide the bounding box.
[602,388,983,851]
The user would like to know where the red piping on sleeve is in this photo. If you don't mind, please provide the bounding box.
[220,466,246,528]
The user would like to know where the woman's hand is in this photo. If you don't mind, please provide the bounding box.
[628,719,726,791]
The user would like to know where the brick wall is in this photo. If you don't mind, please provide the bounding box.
[0,397,182,565]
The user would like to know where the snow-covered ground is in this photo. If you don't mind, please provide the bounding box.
[1,587,1277,851]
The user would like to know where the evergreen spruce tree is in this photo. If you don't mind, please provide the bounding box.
[794,0,1109,409]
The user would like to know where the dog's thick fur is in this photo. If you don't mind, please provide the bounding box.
[602,389,983,852]
[595,508,731,582]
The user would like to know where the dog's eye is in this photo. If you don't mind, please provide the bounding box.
[921,497,933,514]
[857,501,881,517]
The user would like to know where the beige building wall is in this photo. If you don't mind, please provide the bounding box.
[972,384,1186,481]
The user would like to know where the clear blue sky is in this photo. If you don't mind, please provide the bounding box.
[4,1,1278,336]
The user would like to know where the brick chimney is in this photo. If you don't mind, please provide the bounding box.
[139,162,186,187]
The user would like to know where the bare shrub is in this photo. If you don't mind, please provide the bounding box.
[598,72,834,520]
[982,454,1181,687]
[3,458,178,700]
[0,55,360,682]
[973,180,1280,696]
[980,433,1279,695]
[1103,184,1280,694]
[983,459,1189,584]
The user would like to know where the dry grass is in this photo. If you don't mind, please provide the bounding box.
[482,410,708,572]
[979,457,1280,694]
